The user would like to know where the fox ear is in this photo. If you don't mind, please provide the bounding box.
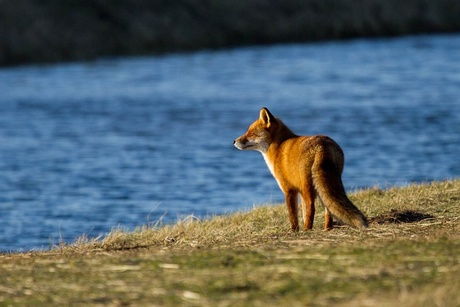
[259,107,275,128]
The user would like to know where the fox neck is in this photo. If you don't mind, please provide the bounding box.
[262,119,297,178]
[267,118,298,149]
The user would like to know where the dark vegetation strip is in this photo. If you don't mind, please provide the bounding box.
[1,0,460,66]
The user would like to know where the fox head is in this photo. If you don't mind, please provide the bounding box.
[233,107,277,153]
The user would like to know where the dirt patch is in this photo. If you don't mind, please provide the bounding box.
[370,209,435,224]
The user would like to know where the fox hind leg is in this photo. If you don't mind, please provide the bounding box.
[300,185,316,230]
[317,196,333,230]
[324,207,333,231]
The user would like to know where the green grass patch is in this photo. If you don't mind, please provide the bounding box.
[1,180,459,306]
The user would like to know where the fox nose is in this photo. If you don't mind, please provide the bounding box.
[233,140,236,145]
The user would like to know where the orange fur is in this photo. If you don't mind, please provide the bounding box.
[234,108,368,231]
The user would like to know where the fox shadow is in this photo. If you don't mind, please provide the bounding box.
[369,209,435,224]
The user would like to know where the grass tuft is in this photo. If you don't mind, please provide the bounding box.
[61,179,460,253]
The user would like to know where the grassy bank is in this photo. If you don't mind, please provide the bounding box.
[2,0,460,66]
[1,180,459,306]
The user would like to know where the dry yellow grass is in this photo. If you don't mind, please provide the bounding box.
[64,179,459,252]
[1,179,459,306]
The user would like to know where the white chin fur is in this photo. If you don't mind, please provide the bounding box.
[234,141,268,153]
[234,142,248,150]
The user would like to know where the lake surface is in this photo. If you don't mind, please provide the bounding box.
[1,34,459,251]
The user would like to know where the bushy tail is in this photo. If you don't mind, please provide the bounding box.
[313,161,368,229]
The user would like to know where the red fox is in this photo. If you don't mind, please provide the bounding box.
[234,107,368,231]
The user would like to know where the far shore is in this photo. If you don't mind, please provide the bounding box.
[1,0,460,67]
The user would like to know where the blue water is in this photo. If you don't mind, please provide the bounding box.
[0,34,459,251]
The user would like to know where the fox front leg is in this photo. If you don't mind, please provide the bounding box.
[285,190,299,232]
